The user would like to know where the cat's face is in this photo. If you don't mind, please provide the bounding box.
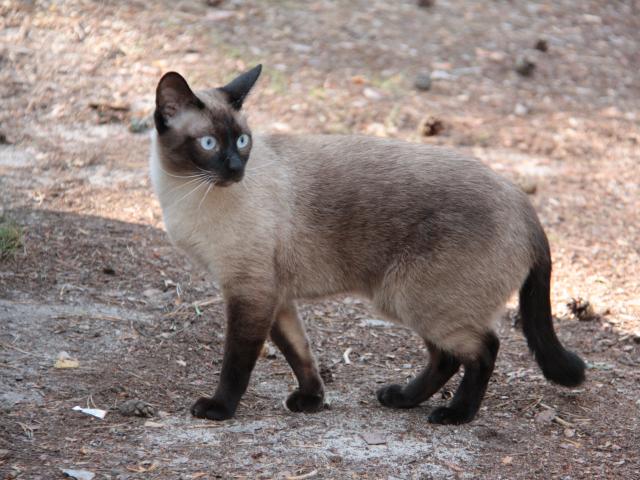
[154,65,262,186]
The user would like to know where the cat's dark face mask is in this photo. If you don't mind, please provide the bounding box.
[153,65,262,187]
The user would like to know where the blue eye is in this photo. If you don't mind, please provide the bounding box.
[236,134,250,149]
[199,136,217,151]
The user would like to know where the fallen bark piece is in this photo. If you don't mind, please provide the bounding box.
[361,431,387,445]
[118,399,156,417]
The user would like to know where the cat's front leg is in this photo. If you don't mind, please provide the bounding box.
[270,302,325,413]
[191,295,275,421]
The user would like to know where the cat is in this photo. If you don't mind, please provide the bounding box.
[149,65,585,425]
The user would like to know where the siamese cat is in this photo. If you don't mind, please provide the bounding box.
[149,65,585,425]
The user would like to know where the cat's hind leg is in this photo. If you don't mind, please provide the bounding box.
[271,302,325,413]
[377,343,460,409]
[428,331,499,425]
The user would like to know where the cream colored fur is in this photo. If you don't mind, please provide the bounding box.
[151,128,540,359]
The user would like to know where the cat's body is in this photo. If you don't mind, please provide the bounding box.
[150,66,585,425]
[153,133,533,351]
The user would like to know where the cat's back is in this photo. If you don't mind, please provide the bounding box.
[259,134,537,297]
[263,134,504,188]
[261,133,525,214]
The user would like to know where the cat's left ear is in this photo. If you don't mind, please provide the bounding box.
[219,64,262,111]
[155,72,204,134]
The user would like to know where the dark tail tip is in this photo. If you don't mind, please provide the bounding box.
[519,252,586,387]
[538,348,585,387]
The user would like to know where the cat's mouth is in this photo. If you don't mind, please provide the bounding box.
[215,172,244,187]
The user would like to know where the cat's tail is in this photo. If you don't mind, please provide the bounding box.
[519,233,585,387]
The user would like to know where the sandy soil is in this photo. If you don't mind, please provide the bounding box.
[1,1,639,478]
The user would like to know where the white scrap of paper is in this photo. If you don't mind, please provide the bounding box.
[72,406,107,419]
[62,469,95,480]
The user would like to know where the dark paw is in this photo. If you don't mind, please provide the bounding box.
[428,406,475,425]
[190,397,234,421]
[285,390,325,413]
[377,384,417,409]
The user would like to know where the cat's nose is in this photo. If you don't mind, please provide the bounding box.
[227,154,244,173]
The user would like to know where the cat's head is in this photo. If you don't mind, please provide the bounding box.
[154,65,262,186]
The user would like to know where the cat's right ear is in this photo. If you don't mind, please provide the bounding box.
[155,72,204,134]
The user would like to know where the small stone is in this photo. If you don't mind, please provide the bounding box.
[534,39,549,52]
[514,103,529,116]
[128,116,152,134]
[414,72,432,91]
[518,177,538,195]
[515,57,536,77]
[363,87,383,100]
[564,428,576,438]
[261,342,278,359]
[535,408,556,424]
[361,431,387,445]
[142,288,163,299]
[417,0,435,7]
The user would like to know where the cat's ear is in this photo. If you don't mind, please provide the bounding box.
[219,64,262,111]
[155,72,203,133]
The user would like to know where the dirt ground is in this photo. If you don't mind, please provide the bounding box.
[1,0,639,478]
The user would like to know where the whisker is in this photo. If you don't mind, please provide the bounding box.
[197,183,213,211]
[173,179,208,206]
[164,175,207,195]
[158,164,206,180]
[248,162,275,171]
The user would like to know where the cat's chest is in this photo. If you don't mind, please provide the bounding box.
[160,184,278,281]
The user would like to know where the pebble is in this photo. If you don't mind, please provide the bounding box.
[128,116,152,134]
[514,103,529,116]
[515,57,536,76]
[414,72,432,91]
[518,177,538,194]
[363,87,383,100]
[535,408,556,424]
[535,39,549,52]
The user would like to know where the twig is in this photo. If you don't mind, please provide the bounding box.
[343,347,353,364]
[522,396,543,412]
[285,470,318,480]
[194,297,224,308]
[0,341,45,358]
[553,416,575,428]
